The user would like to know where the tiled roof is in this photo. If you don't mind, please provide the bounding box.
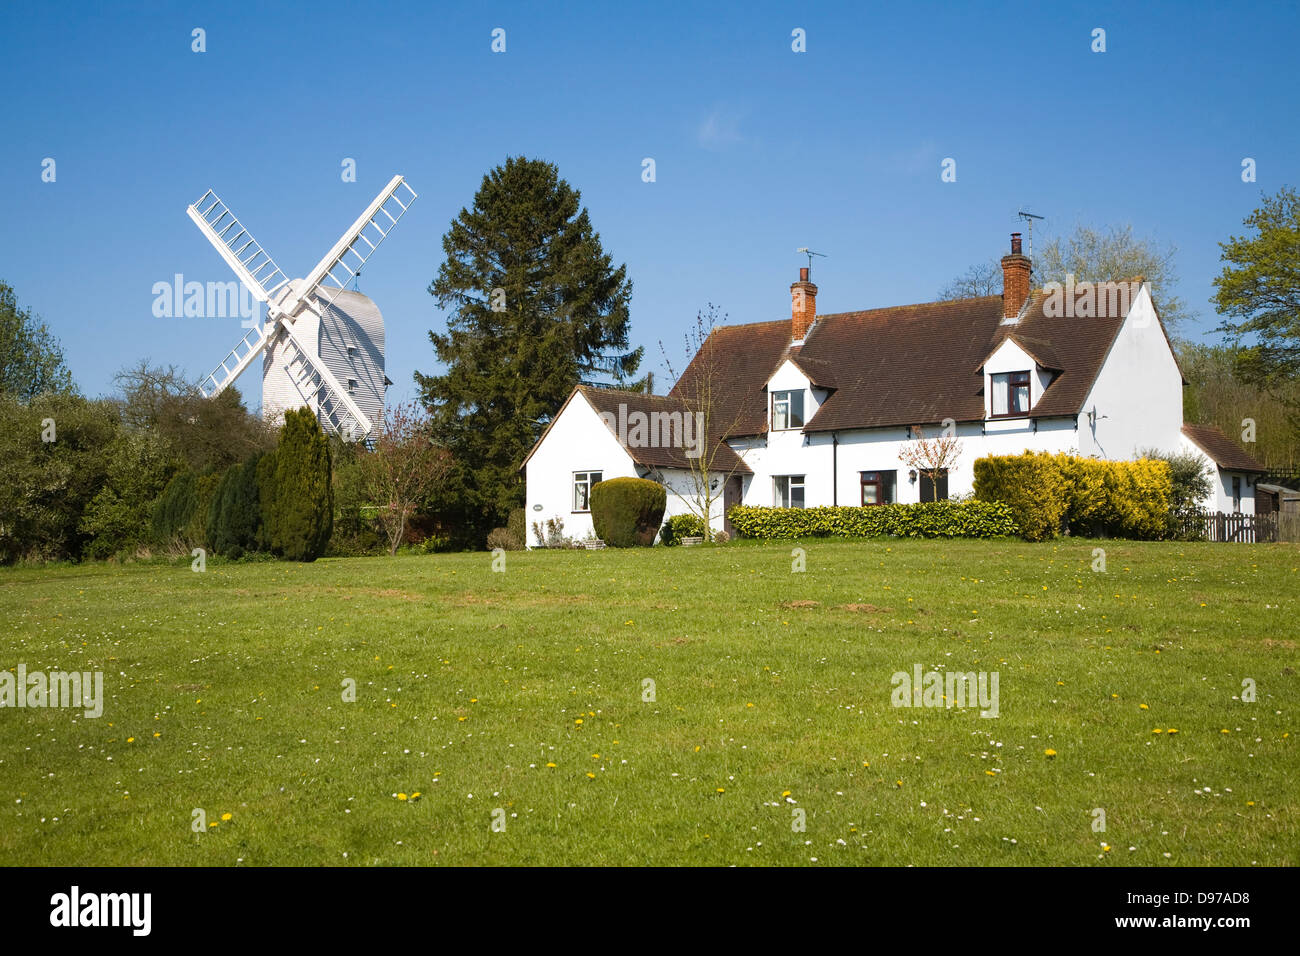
[576,385,752,474]
[669,287,1132,436]
[1181,424,1267,472]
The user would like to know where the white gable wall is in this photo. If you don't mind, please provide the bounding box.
[1077,285,1183,461]
[524,393,639,546]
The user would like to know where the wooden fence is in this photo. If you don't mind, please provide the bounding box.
[1176,510,1300,543]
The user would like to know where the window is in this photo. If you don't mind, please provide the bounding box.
[573,471,602,512]
[991,370,1031,416]
[919,469,949,502]
[1232,475,1242,512]
[774,475,805,508]
[771,390,805,430]
[860,470,897,506]
[346,378,357,394]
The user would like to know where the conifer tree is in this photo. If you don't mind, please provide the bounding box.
[415,156,643,538]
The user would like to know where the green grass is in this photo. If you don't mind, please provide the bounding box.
[1,538,1296,866]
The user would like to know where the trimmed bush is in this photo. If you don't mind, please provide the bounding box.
[973,452,1172,540]
[590,477,667,547]
[659,512,705,546]
[727,500,1018,540]
[486,527,522,551]
[270,408,333,562]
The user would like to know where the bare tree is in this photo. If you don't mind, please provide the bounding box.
[938,260,1001,300]
[938,224,1189,330]
[361,401,454,555]
[898,427,963,502]
[659,304,751,541]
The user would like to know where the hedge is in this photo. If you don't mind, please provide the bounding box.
[590,477,667,547]
[727,500,1019,540]
[973,452,1171,541]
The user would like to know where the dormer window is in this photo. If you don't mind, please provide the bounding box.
[771,389,805,430]
[991,370,1031,417]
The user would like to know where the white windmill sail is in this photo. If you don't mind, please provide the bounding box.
[187,176,417,441]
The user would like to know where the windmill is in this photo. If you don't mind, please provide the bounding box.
[187,175,418,440]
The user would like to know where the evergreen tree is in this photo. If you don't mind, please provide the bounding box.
[206,466,239,552]
[209,453,263,558]
[152,471,198,545]
[415,156,643,538]
[256,449,278,553]
[270,408,333,561]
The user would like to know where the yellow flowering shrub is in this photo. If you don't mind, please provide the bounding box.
[974,452,1171,540]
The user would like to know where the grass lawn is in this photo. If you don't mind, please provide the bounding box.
[1,538,1296,866]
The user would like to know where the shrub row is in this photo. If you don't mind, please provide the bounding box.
[972,452,1171,541]
[726,500,1019,540]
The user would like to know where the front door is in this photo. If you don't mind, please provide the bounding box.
[723,476,743,537]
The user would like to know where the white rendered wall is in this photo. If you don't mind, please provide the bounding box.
[524,393,638,545]
[1077,285,1184,461]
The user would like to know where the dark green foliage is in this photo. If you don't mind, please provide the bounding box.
[152,471,198,544]
[727,501,1018,540]
[208,454,263,558]
[415,156,644,540]
[257,450,278,553]
[590,477,666,547]
[659,513,704,546]
[0,392,118,563]
[270,408,333,561]
[206,466,239,552]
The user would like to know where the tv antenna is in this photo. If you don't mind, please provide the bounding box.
[796,247,826,279]
[1016,210,1044,258]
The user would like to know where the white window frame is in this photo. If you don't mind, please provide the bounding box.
[990,370,1031,417]
[774,475,806,508]
[771,389,805,430]
[573,471,602,513]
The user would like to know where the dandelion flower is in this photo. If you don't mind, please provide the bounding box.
[397,793,408,801]
[545,762,556,768]
[1139,704,1149,710]
[1044,749,1057,757]
[221,813,232,821]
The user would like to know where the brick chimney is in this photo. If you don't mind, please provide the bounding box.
[1001,232,1032,322]
[791,267,818,341]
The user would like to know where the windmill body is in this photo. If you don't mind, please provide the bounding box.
[260,288,387,431]
[187,176,416,440]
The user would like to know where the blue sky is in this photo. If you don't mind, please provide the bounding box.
[2,0,1297,408]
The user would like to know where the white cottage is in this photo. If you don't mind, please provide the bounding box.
[524,234,1264,541]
